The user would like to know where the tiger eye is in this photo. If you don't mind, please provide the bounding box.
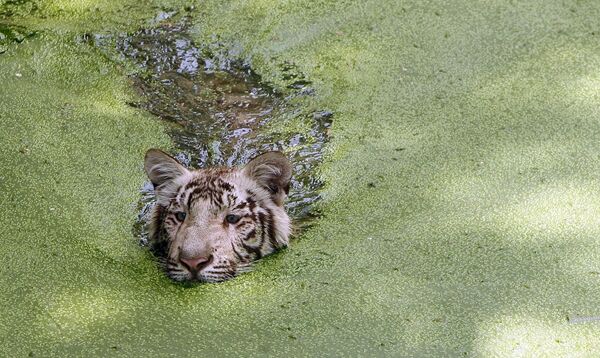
[225,214,241,224]
[175,211,186,221]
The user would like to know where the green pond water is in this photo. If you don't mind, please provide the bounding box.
[2,0,600,356]
[99,17,331,250]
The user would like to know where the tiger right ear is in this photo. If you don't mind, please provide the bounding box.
[144,149,190,188]
[243,151,292,206]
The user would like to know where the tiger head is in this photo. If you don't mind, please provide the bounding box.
[144,149,292,283]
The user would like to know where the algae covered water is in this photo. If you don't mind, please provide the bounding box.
[6,1,600,356]
[92,16,332,240]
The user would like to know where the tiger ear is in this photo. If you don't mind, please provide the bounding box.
[243,151,292,205]
[144,149,190,188]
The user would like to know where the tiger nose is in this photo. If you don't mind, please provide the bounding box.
[180,255,211,271]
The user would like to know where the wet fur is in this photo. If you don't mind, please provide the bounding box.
[145,150,292,283]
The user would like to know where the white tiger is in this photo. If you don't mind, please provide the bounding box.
[144,149,292,283]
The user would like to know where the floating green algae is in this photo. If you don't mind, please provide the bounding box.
[87,17,332,249]
[4,0,600,357]
[108,19,331,219]
[0,23,35,53]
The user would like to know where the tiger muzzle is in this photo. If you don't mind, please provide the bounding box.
[179,254,213,274]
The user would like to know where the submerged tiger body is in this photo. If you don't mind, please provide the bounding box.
[144,149,292,283]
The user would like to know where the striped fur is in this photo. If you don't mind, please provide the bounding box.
[145,149,292,283]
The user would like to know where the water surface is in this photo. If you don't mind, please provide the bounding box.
[97,17,332,242]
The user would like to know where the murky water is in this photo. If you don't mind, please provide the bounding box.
[0,23,36,54]
[94,16,331,243]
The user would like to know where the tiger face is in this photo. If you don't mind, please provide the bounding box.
[144,149,292,283]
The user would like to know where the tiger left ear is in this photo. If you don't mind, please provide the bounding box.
[144,149,190,205]
[144,149,189,187]
[243,151,292,205]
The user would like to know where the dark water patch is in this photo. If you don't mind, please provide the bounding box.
[94,18,330,244]
[0,0,39,18]
[0,0,38,52]
[0,23,36,54]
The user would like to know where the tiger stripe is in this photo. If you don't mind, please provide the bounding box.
[145,149,292,283]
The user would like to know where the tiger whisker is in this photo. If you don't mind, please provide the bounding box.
[203,270,232,275]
